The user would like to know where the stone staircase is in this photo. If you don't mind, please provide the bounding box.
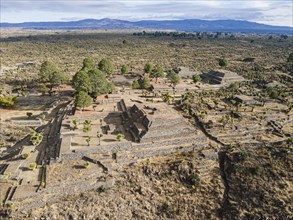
[196,150,219,183]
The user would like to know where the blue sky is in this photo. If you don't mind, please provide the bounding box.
[1,0,292,27]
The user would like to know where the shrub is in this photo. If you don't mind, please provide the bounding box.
[85,137,91,146]
[0,95,16,107]
[167,70,180,86]
[0,172,11,180]
[82,57,95,70]
[144,62,153,73]
[83,161,90,169]
[26,112,33,118]
[141,77,151,89]
[41,181,46,188]
[116,133,125,141]
[190,173,200,185]
[39,84,49,95]
[29,162,37,170]
[98,58,114,75]
[30,131,43,146]
[75,91,92,111]
[121,64,129,74]
[132,80,140,89]
[72,119,79,130]
[83,119,92,133]
[233,151,249,162]
[192,74,201,83]
[22,153,30,159]
[219,58,228,67]
[267,88,278,99]
[7,201,14,208]
[250,166,263,175]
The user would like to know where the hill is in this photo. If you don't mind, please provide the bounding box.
[1,18,292,34]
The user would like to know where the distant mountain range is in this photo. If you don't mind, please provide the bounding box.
[1,18,292,34]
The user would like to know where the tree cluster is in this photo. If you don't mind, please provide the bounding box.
[72,58,115,110]
[166,70,181,86]
[38,61,67,95]
[132,77,151,90]
[133,31,230,39]
[150,64,164,82]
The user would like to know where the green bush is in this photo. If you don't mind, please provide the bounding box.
[141,77,151,89]
[75,91,92,111]
[98,58,114,75]
[39,84,49,95]
[250,166,263,175]
[121,64,129,74]
[132,80,140,89]
[116,133,125,141]
[190,173,200,185]
[83,161,90,169]
[0,95,16,107]
[29,162,37,170]
[192,74,201,83]
[30,131,43,146]
[144,62,153,73]
[219,58,228,67]
[233,151,249,162]
[22,153,30,159]
[26,112,33,118]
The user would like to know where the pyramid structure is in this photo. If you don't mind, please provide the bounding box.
[201,69,246,85]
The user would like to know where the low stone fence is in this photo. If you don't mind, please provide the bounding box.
[123,144,207,161]
[62,142,132,161]
[141,129,196,143]
[11,119,42,126]
[134,136,206,149]
[150,117,183,128]
[116,141,208,164]
[62,135,208,161]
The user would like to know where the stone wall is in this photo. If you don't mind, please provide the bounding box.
[61,135,207,162]
[11,119,42,126]
[118,99,127,112]
[142,116,151,129]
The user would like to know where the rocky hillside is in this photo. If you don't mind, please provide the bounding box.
[220,142,292,219]
[11,142,292,219]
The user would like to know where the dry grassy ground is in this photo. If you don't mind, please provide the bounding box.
[24,151,225,220]
[1,31,292,82]
[220,142,292,219]
[1,31,292,219]
[13,142,292,220]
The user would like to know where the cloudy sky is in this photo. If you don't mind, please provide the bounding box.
[1,0,292,27]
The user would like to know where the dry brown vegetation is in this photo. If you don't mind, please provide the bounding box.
[15,143,292,220]
[220,143,292,219]
[1,31,292,83]
[1,30,292,219]
[25,151,225,220]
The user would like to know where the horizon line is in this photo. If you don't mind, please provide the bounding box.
[1,17,293,28]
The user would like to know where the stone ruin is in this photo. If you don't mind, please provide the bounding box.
[201,69,246,85]
[118,99,197,143]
